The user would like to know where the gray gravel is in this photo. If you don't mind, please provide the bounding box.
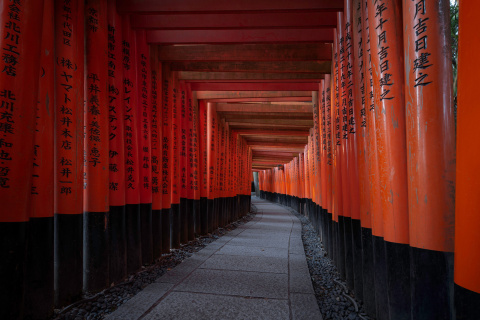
[286,205,371,320]
[52,207,257,320]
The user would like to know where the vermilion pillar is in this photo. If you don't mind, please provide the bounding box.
[319,80,329,256]
[368,0,411,318]
[403,1,455,318]
[352,0,374,313]
[199,100,208,234]
[53,0,84,308]
[312,91,322,232]
[363,0,386,317]
[107,0,126,284]
[179,81,189,243]
[324,74,334,258]
[186,84,196,240]
[338,10,355,290]
[191,92,201,235]
[24,0,54,318]
[122,19,142,273]
[136,30,153,264]
[161,63,172,251]
[207,102,217,233]
[456,1,480,317]
[344,0,363,298]
[150,46,162,259]
[170,76,181,248]
[84,0,110,293]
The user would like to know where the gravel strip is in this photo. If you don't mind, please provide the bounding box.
[52,206,257,320]
[286,206,371,320]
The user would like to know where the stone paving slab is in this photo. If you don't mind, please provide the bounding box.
[106,197,321,320]
[142,292,290,320]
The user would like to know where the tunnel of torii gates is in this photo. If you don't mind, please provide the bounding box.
[0,0,479,319]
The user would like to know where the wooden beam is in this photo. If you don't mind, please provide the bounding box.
[131,12,337,30]
[157,43,331,61]
[216,103,313,113]
[221,113,313,120]
[177,72,325,81]
[225,118,313,125]
[146,29,333,44]
[169,61,331,73]
[248,142,306,147]
[228,123,312,129]
[196,91,312,99]
[118,0,344,13]
[204,96,313,103]
[234,130,310,136]
[190,82,318,91]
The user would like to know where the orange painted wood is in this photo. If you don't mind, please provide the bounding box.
[123,19,140,206]
[54,0,84,216]
[31,0,54,219]
[368,0,409,244]
[404,0,455,253]
[150,47,162,210]
[171,76,180,205]
[156,43,332,61]
[107,1,126,207]
[199,100,208,199]
[455,0,480,293]
[161,64,173,209]
[170,61,331,74]
[84,0,109,213]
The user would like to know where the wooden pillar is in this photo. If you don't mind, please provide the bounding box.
[150,47,162,259]
[363,0,385,317]
[122,20,142,273]
[312,90,322,234]
[454,0,480,318]
[352,0,374,313]
[84,0,110,293]
[135,30,153,264]
[186,84,196,240]
[207,102,217,233]
[107,0,126,285]
[320,80,330,257]
[199,100,208,234]
[53,0,84,308]
[170,74,180,248]
[403,1,455,318]
[191,91,201,235]
[179,81,189,243]
[324,74,334,258]
[161,63,172,251]
[344,0,363,298]
[368,0,411,318]
[24,0,54,318]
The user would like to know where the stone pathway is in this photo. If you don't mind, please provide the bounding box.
[106,197,322,320]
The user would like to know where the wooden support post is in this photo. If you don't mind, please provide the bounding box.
[107,0,127,285]
[191,91,201,235]
[179,81,189,244]
[84,0,110,293]
[207,102,217,232]
[199,100,208,234]
[53,0,84,308]
[135,30,153,265]
[170,74,181,248]
[122,20,142,273]
[324,74,334,258]
[150,46,162,259]
[368,0,411,318]
[161,63,172,252]
[24,0,54,318]
[403,1,455,318]
[186,84,196,240]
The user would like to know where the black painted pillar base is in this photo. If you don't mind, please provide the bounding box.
[323,209,329,256]
[179,198,188,244]
[385,241,411,320]
[193,199,201,237]
[152,209,162,261]
[337,216,346,280]
[207,198,214,233]
[140,203,153,265]
[361,227,376,318]
[199,197,208,236]
[84,211,109,293]
[170,203,180,249]
[161,207,171,253]
[109,206,126,284]
[0,221,27,319]
[455,283,480,320]
[351,219,363,301]
[219,197,225,227]
[186,198,195,241]
[410,247,453,319]
[54,213,83,307]
[125,204,142,274]
[24,217,54,320]
[213,198,219,230]
[344,216,354,290]
[373,235,390,320]
[332,219,338,269]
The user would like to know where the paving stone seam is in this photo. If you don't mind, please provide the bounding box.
[171,289,290,301]
[196,266,288,275]
[136,209,265,319]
